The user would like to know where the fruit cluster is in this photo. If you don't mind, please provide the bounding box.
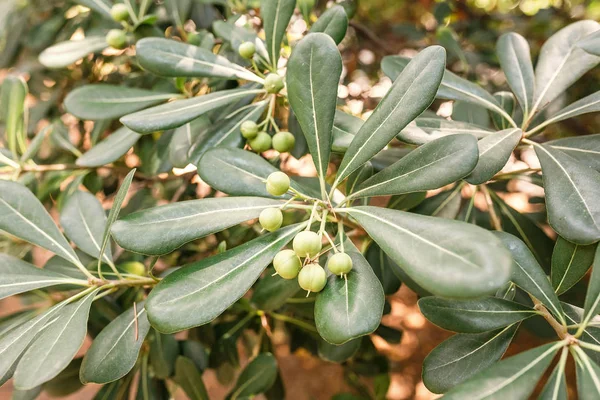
[259,172,353,295]
[240,121,295,153]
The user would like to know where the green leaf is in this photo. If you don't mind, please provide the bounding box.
[365,242,401,295]
[149,332,178,379]
[315,243,385,344]
[562,302,600,365]
[534,143,600,244]
[0,180,82,268]
[251,268,301,311]
[120,88,264,134]
[348,134,478,199]
[494,232,565,324]
[229,353,278,399]
[145,224,303,333]
[419,297,535,333]
[534,91,600,135]
[422,324,518,394]
[336,46,446,184]
[261,0,296,66]
[76,126,141,168]
[331,110,363,153]
[552,236,597,295]
[343,206,512,298]
[42,358,84,397]
[287,33,342,194]
[310,5,348,45]
[60,191,112,264]
[575,347,600,400]
[73,0,112,18]
[187,101,267,165]
[20,125,49,163]
[491,92,516,130]
[80,301,151,384]
[539,347,568,400]
[39,37,108,68]
[170,116,211,168]
[0,254,82,301]
[578,29,600,56]
[346,162,374,197]
[112,196,283,255]
[0,75,27,157]
[442,342,563,399]
[135,38,262,83]
[14,289,98,389]
[532,20,600,115]
[497,33,534,118]
[397,117,492,145]
[174,356,209,400]
[64,85,176,121]
[581,246,600,329]
[318,338,361,363]
[547,134,600,172]
[465,128,522,185]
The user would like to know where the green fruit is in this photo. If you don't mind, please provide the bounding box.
[106,29,127,49]
[327,252,353,275]
[272,131,295,153]
[259,207,283,232]
[273,249,302,279]
[298,263,327,293]
[240,120,259,139]
[264,73,284,93]
[187,32,202,46]
[248,132,271,153]
[110,4,130,22]
[293,231,322,258]
[238,41,256,59]
[120,261,146,276]
[266,171,290,196]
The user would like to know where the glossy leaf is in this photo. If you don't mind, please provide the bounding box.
[343,206,512,298]
[539,347,568,400]
[547,134,600,172]
[0,254,82,301]
[170,116,211,168]
[187,101,267,165]
[331,110,364,153]
[465,128,522,185]
[135,38,262,83]
[423,324,518,394]
[349,134,478,199]
[578,29,600,56]
[533,20,600,114]
[112,196,282,255]
[492,92,516,130]
[14,289,98,389]
[261,0,296,65]
[287,33,341,192]
[310,5,348,44]
[552,236,597,294]
[537,91,600,133]
[121,88,264,134]
[174,357,209,400]
[64,85,176,121]
[251,269,301,311]
[365,241,401,295]
[60,191,112,263]
[397,117,491,145]
[39,37,108,68]
[534,143,600,244]
[80,301,151,384]
[336,46,446,183]
[145,224,303,333]
[76,126,141,168]
[315,243,385,344]
[318,338,361,363]
[346,162,374,198]
[443,342,562,399]
[494,232,565,324]
[581,246,600,329]
[575,347,600,400]
[419,297,535,333]
[497,33,534,117]
[0,180,82,268]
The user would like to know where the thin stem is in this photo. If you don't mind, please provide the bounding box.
[268,312,317,333]
[493,168,541,180]
[480,185,502,231]
[305,202,319,230]
[579,341,600,353]
[338,220,345,252]
[322,230,338,253]
[531,296,568,337]
[222,312,255,340]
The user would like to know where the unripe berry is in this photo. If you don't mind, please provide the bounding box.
[120,261,146,276]
[266,171,290,196]
[273,249,302,279]
[240,120,259,139]
[327,252,353,276]
[110,4,130,22]
[106,29,128,49]
[259,208,283,232]
[238,41,256,59]
[298,263,327,293]
[264,73,284,93]
[272,131,295,153]
[187,32,202,46]
[248,131,271,153]
[293,231,322,258]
